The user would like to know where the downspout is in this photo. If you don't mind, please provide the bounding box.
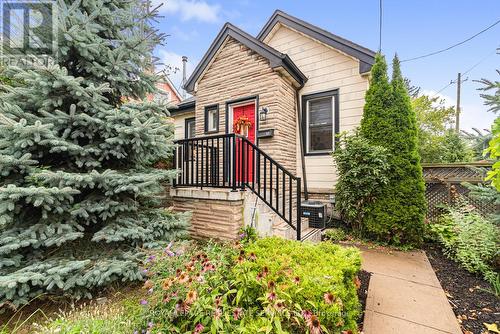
[295,88,308,200]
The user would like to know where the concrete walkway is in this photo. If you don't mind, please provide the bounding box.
[359,246,462,334]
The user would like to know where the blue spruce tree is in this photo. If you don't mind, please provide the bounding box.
[0,0,189,307]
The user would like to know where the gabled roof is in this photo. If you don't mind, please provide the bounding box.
[162,75,183,101]
[183,23,307,93]
[257,10,376,74]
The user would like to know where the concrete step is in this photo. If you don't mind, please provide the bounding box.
[300,227,322,242]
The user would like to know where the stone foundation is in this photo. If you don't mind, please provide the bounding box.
[170,188,245,240]
[170,187,324,242]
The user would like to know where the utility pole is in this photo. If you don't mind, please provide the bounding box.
[455,72,461,133]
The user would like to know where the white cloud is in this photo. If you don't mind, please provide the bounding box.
[421,90,455,108]
[152,0,221,23]
[421,90,495,131]
[170,26,199,41]
[157,48,197,92]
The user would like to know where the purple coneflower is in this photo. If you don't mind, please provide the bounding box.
[302,310,312,321]
[293,276,300,284]
[274,301,285,311]
[323,292,335,304]
[178,272,189,284]
[307,315,322,334]
[193,323,204,334]
[267,280,276,290]
[233,307,243,320]
[214,308,222,320]
[267,292,277,301]
[186,290,198,304]
[248,252,257,261]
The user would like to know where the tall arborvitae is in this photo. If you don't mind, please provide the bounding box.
[360,54,393,143]
[0,0,189,307]
[360,54,426,246]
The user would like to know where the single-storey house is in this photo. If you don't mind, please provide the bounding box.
[169,10,375,241]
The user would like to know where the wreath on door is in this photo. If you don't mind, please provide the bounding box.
[233,115,252,136]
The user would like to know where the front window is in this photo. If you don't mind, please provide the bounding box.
[305,93,336,154]
[204,105,219,133]
[185,118,195,139]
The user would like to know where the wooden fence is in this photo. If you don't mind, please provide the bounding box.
[422,162,497,221]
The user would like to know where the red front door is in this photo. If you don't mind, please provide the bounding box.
[233,103,255,183]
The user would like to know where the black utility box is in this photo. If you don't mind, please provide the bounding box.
[300,201,326,229]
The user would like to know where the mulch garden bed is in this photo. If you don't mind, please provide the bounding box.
[424,243,499,334]
[357,269,371,329]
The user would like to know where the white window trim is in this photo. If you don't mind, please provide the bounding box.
[207,109,217,132]
[305,95,335,154]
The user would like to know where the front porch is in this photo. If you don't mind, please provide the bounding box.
[171,133,322,241]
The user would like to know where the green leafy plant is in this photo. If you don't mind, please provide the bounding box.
[239,225,258,244]
[476,70,500,190]
[324,228,348,243]
[333,132,390,234]
[429,203,499,287]
[129,238,362,333]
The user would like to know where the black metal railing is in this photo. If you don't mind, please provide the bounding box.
[173,133,302,240]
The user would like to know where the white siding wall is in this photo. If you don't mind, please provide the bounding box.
[265,24,369,192]
[173,112,195,140]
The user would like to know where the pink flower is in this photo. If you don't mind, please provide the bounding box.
[248,252,257,261]
[214,308,222,320]
[175,300,190,314]
[233,307,243,320]
[140,299,148,305]
[267,292,277,301]
[256,272,263,281]
[323,292,335,304]
[165,250,175,257]
[302,310,312,321]
[193,323,204,334]
[274,301,285,311]
[307,315,322,334]
[293,276,300,285]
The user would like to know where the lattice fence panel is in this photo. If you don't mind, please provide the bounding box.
[423,164,497,221]
[425,183,449,221]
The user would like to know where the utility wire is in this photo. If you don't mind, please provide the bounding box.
[378,0,383,52]
[431,48,497,98]
[402,18,500,62]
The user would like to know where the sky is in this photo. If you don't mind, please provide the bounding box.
[151,0,500,131]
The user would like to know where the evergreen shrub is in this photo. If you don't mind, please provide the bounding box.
[359,54,426,246]
[0,0,189,308]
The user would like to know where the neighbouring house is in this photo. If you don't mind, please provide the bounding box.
[169,10,375,241]
[151,75,183,104]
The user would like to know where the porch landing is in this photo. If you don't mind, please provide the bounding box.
[359,246,461,334]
